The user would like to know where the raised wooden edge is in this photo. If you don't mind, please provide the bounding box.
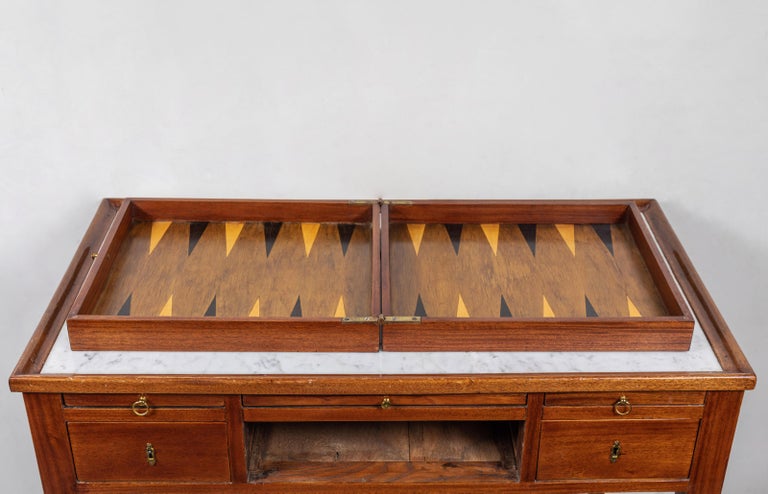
[9,199,121,378]
[66,318,381,352]
[642,200,755,377]
[626,202,693,321]
[381,319,693,352]
[127,197,377,223]
[386,200,635,224]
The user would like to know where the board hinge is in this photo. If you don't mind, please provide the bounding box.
[342,315,421,324]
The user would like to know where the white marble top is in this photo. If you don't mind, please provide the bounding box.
[41,319,721,375]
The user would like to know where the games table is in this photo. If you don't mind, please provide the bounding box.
[9,198,755,493]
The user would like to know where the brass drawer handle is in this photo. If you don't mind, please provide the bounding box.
[613,395,632,416]
[380,397,392,409]
[132,395,150,416]
[145,443,156,466]
[610,440,622,463]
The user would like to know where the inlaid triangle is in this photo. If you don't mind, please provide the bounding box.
[188,222,208,255]
[301,223,321,257]
[585,296,598,317]
[593,224,614,255]
[500,295,512,317]
[414,294,427,317]
[445,224,463,255]
[118,294,132,316]
[456,294,470,318]
[205,296,217,317]
[225,222,244,256]
[159,295,173,317]
[149,221,172,254]
[334,296,346,317]
[291,296,303,317]
[407,224,426,255]
[519,224,537,256]
[337,224,356,256]
[481,224,500,255]
[542,295,555,318]
[264,222,282,257]
[627,296,642,317]
[248,298,260,317]
[556,224,576,256]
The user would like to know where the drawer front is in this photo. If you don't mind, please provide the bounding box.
[243,394,527,421]
[63,393,226,408]
[243,393,527,407]
[545,391,705,407]
[68,422,230,482]
[543,392,705,420]
[537,420,699,480]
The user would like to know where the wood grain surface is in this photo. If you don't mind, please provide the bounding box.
[90,220,372,319]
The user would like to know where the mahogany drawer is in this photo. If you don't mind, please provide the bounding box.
[537,419,700,481]
[62,393,227,422]
[543,392,705,420]
[242,394,527,421]
[243,393,526,407]
[67,422,231,482]
[63,393,226,408]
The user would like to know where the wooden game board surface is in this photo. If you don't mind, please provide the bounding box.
[388,222,668,319]
[91,220,373,319]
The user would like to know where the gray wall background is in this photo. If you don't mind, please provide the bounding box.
[2,1,765,492]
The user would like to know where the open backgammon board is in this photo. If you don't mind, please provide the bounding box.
[66,199,692,352]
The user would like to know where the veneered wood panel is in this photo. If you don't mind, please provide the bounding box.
[68,422,230,482]
[545,391,706,406]
[63,393,225,408]
[243,393,526,407]
[537,419,700,480]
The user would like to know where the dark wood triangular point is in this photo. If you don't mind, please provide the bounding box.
[264,222,282,257]
[500,295,512,317]
[585,295,598,317]
[444,224,463,255]
[188,222,209,255]
[291,296,302,317]
[592,224,614,255]
[519,224,537,256]
[414,294,427,317]
[338,224,356,256]
[118,294,132,316]
[205,295,217,317]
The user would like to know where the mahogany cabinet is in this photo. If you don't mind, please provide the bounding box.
[9,199,755,493]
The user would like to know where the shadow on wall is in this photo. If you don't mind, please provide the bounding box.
[662,202,765,493]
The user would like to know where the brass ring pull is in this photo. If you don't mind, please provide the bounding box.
[380,397,392,409]
[132,395,150,416]
[613,395,632,416]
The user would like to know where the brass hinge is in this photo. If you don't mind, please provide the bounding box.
[342,315,421,324]
[342,316,380,324]
[380,200,414,206]
[382,316,421,323]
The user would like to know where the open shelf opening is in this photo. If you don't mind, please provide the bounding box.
[246,421,522,484]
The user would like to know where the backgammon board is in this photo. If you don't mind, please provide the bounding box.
[66,199,693,352]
